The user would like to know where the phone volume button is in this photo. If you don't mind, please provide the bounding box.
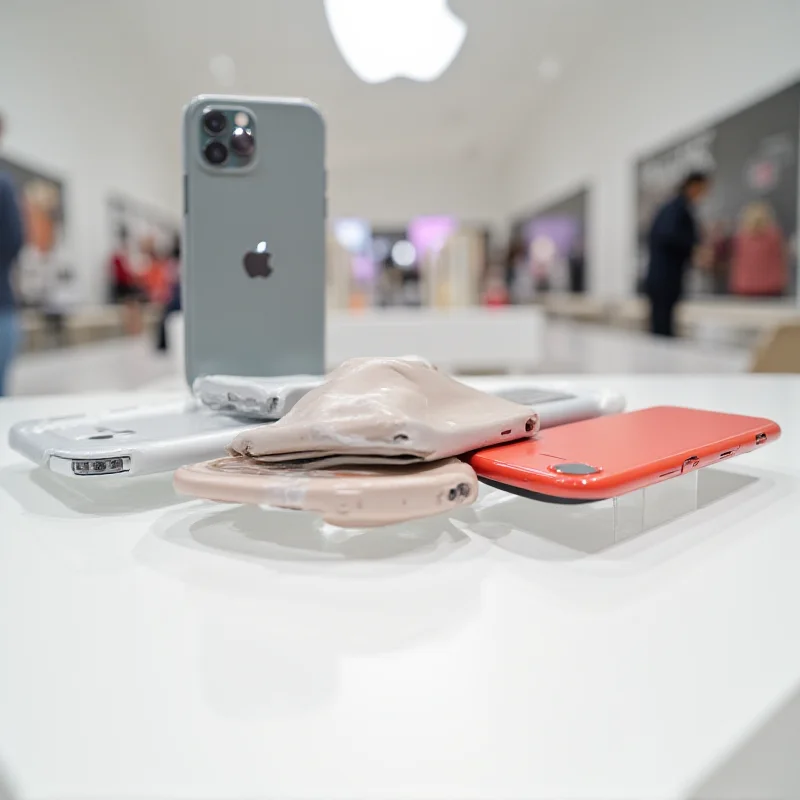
[183,174,188,215]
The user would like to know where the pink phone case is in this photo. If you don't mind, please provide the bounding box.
[174,456,478,527]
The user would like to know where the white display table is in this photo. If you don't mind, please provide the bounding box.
[325,307,546,372]
[1,376,800,800]
[168,306,547,375]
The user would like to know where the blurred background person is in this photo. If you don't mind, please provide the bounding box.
[644,170,711,337]
[729,201,788,297]
[108,225,143,335]
[0,113,24,396]
[156,234,182,352]
[568,237,586,293]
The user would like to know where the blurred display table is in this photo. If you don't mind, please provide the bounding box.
[168,306,547,374]
[1,376,800,800]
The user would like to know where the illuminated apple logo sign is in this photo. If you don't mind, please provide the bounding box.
[243,240,273,279]
[324,0,467,84]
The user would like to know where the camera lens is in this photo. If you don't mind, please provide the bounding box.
[203,109,227,135]
[204,140,228,166]
[230,126,255,158]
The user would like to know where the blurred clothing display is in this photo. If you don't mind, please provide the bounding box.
[155,237,182,352]
[109,236,139,302]
[506,237,534,304]
[706,222,732,295]
[108,227,144,336]
[42,268,78,347]
[509,191,589,298]
[141,256,171,305]
[645,172,709,337]
[729,202,788,297]
[156,281,181,352]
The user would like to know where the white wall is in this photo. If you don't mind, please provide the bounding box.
[0,0,179,305]
[5,0,800,305]
[506,0,800,298]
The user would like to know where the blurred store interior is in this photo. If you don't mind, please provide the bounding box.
[2,0,800,394]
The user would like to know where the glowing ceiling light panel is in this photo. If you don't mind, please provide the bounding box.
[324,0,467,84]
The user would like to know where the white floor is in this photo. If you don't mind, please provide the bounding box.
[7,319,751,397]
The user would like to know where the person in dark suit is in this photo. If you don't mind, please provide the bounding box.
[645,171,711,337]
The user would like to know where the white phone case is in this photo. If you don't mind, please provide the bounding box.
[458,379,626,429]
[195,374,625,429]
[8,400,258,478]
[192,374,323,420]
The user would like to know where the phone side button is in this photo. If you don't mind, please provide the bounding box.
[183,174,188,216]
[682,456,700,473]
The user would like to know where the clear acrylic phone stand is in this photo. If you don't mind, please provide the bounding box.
[611,469,699,542]
[473,470,700,551]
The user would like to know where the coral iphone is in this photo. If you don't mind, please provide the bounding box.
[468,406,780,503]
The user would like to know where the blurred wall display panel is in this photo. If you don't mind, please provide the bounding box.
[508,189,588,303]
[0,155,67,307]
[331,217,489,309]
[636,82,800,299]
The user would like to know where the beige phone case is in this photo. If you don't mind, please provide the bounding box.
[174,456,478,528]
[230,357,538,465]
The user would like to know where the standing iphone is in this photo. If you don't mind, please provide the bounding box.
[182,95,325,384]
[174,457,478,528]
[468,406,781,503]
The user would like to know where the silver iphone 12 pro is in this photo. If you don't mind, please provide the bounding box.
[182,95,326,384]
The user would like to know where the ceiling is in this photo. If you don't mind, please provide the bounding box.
[110,0,611,173]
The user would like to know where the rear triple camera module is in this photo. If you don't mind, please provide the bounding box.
[201,107,256,169]
[204,140,228,166]
[203,109,227,136]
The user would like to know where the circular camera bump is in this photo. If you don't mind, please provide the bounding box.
[204,140,228,166]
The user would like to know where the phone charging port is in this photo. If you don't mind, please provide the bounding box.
[756,433,768,445]
[719,450,735,459]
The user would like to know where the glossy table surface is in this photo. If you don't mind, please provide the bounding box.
[1,375,800,800]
